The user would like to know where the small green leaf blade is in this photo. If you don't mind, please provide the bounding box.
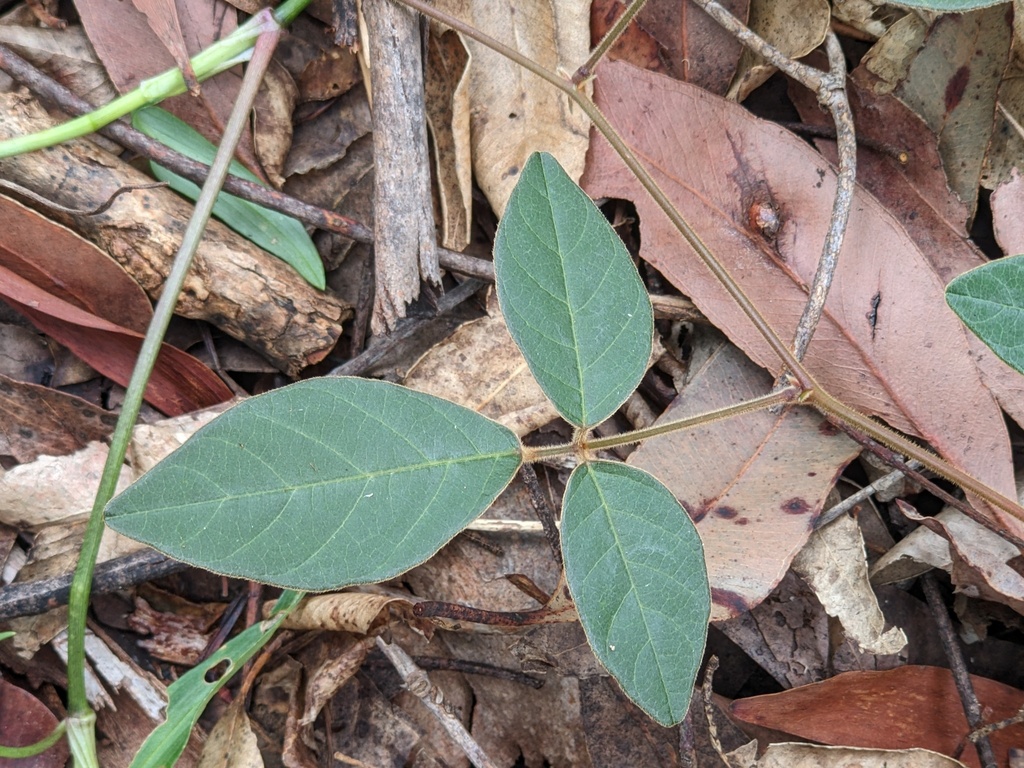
[946,254,1024,375]
[131,106,326,289]
[106,378,522,590]
[562,461,710,726]
[130,591,302,768]
[494,152,653,428]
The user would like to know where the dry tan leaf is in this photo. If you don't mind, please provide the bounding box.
[991,166,1024,255]
[425,25,472,251]
[430,0,591,216]
[252,60,297,189]
[791,514,907,655]
[198,697,263,768]
[582,61,1018,537]
[727,0,830,102]
[860,13,930,93]
[830,1,905,40]
[300,636,374,727]
[277,592,414,634]
[631,341,859,621]
[870,518,951,586]
[0,404,225,528]
[0,24,117,106]
[730,742,966,768]
[404,314,558,436]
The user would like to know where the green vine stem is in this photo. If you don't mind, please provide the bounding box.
[396,0,1024,530]
[0,720,66,759]
[62,20,284,768]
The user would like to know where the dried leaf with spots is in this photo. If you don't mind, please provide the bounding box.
[630,341,859,620]
[729,743,967,768]
[275,592,415,634]
[300,636,374,727]
[582,61,1018,538]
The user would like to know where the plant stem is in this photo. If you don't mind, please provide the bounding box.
[573,0,650,84]
[63,19,283,767]
[0,1,309,158]
[523,387,799,462]
[0,721,66,759]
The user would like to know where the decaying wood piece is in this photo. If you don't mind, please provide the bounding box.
[363,0,440,333]
[0,90,350,376]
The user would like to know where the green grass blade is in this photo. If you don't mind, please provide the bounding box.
[494,152,653,428]
[133,106,326,289]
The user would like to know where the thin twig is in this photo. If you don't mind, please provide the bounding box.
[574,0,650,84]
[920,573,998,768]
[0,42,493,281]
[519,463,562,566]
[814,462,922,530]
[689,3,857,363]
[375,637,498,768]
[0,179,168,215]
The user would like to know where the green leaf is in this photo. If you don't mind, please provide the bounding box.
[106,378,522,590]
[494,152,653,428]
[130,591,302,768]
[131,106,326,289]
[562,461,710,726]
[946,254,1024,375]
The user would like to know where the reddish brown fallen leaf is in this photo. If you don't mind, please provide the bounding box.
[0,374,116,463]
[0,265,231,416]
[132,0,197,91]
[590,0,666,75]
[788,60,1024,432]
[730,665,1024,768]
[0,679,69,768]
[0,194,152,334]
[631,341,859,620]
[76,0,263,177]
[581,61,1016,536]
[635,0,748,93]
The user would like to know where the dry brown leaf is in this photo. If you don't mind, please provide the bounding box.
[132,0,197,90]
[0,194,152,334]
[197,697,263,768]
[0,374,116,463]
[299,636,374,727]
[791,513,907,655]
[404,313,559,437]
[727,0,829,102]
[277,592,414,634]
[430,0,590,216]
[582,61,1017,536]
[730,666,1024,768]
[425,25,472,251]
[297,45,361,102]
[631,341,859,620]
[830,1,905,40]
[0,265,231,416]
[589,0,666,75]
[891,7,1012,214]
[0,679,69,768]
[0,24,117,106]
[635,0,748,92]
[730,742,967,768]
[859,12,929,93]
[0,404,225,529]
[252,60,297,189]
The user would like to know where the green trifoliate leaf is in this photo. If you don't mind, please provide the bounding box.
[946,254,1024,375]
[494,152,653,428]
[106,378,522,590]
[132,106,326,289]
[562,461,710,726]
